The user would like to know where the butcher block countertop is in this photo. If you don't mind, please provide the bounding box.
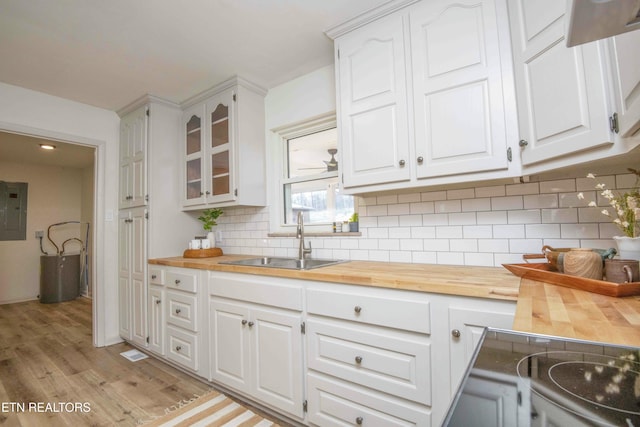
[513,278,640,347]
[148,255,520,301]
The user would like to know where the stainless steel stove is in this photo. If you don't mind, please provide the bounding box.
[443,329,640,426]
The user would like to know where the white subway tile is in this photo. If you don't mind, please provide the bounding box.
[561,223,600,239]
[333,249,350,259]
[510,239,544,253]
[437,252,464,265]
[578,207,611,223]
[399,215,424,227]
[378,216,399,227]
[449,212,477,225]
[423,213,449,225]
[495,253,524,265]
[542,239,579,249]
[360,217,378,227]
[477,211,507,225]
[314,248,334,259]
[447,188,475,199]
[462,198,491,212]
[576,175,615,191]
[423,239,450,251]
[494,224,525,238]
[524,194,558,209]
[451,239,478,252]
[541,208,578,224]
[361,196,377,206]
[389,227,411,238]
[367,205,388,216]
[478,239,509,253]
[540,179,575,193]
[526,224,560,238]
[617,173,637,189]
[341,239,359,249]
[358,239,379,250]
[388,203,411,215]
[377,194,398,205]
[390,251,412,263]
[476,185,505,198]
[436,226,463,238]
[349,250,370,261]
[491,196,523,210]
[368,228,389,238]
[435,200,462,213]
[379,239,400,250]
[421,190,447,201]
[463,225,493,238]
[400,239,423,251]
[368,250,390,262]
[507,210,541,224]
[412,252,437,264]
[411,226,436,238]
[599,223,620,238]
[410,201,435,214]
[398,193,421,203]
[506,182,539,196]
[464,253,495,266]
[559,192,588,208]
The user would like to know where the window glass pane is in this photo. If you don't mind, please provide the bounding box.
[287,128,338,178]
[284,178,354,225]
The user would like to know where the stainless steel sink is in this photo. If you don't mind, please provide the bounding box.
[220,257,346,270]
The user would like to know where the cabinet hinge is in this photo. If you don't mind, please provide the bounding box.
[234,189,238,197]
[610,112,619,134]
[303,400,308,413]
[145,194,149,202]
[301,322,305,334]
[146,336,149,344]
[146,108,150,117]
[145,212,149,219]
[507,147,512,162]
[337,49,340,60]
[233,93,237,102]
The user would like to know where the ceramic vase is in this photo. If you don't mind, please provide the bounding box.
[207,231,216,248]
[613,236,640,261]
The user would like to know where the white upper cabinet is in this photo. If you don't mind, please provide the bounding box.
[330,0,519,193]
[119,105,147,209]
[336,13,411,188]
[410,0,514,178]
[508,0,613,166]
[181,77,266,210]
[608,29,640,138]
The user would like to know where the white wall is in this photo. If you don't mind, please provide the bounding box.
[0,162,85,302]
[0,81,120,346]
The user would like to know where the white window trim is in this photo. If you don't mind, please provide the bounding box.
[269,113,339,234]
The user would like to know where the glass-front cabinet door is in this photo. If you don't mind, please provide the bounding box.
[205,90,235,204]
[183,105,204,207]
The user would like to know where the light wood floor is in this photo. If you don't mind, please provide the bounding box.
[0,297,211,426]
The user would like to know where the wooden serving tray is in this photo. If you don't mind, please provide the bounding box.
[183,248,223,258]
[503,263,640,297]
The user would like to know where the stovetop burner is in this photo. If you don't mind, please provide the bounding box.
[444,329,640,427]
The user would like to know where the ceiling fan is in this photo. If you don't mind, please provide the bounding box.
[297,148,338,172]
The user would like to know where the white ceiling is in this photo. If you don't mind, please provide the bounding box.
[0,0,388,112]
[0,131,95,169]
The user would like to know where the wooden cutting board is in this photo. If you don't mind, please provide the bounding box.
[183,248,223,258]
[503,263,640,297]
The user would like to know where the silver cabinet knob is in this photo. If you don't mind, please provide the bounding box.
[242,319,248,325]
[205,191,211,195]
[355,356,363,364]
[151,274,157,279]
[175,345,182,351]
[248,321,254,327]
[175,308,181,314]
[417,156,424,163]
[519,139,528,147]
[399,159,406,166]
[156,299,161,304]
[174,279,181,285]
[354,306,362,314]
[356,417,363,425]
[452,329,461,338]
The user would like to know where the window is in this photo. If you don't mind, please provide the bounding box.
[275,116,354,231]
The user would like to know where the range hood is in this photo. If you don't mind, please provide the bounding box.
[566,0,640,46]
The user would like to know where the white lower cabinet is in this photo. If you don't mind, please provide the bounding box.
[208,271,305,420]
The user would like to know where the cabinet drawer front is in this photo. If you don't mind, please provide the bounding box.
[166,326,198,371]
[167,291,197,331]
[166,270,197,293]
[307,373,431,427]
[307,288,430,334]
[148,267,165,285]
[208,272,303,311]
[308,320,431,405]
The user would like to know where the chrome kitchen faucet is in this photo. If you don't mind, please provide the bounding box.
[297,211,312,262]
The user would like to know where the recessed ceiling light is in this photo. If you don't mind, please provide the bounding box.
[39,144,56,150]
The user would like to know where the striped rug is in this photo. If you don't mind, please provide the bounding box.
[141,391,280,427]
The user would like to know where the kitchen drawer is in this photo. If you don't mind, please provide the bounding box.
[307,287,430,334]
[148,267,165,285]
[307,319,431,405]
[307,373,431,427]
[167,291,198,332]
[166,270,198,293]
[166,326,198,371]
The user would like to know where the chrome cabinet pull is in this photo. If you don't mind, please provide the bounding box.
[242,319,248,325]
[248,321,254,327]
[151,274,157,279]
[174,279,181,285]
[175,345,182,351]
[354,306,362,314]
[519,139,528,148]
[399,159,405,166]
[356,416,363,425]
[156,299,161,304]
[175,308,181,314]
[452,329,461,338]
[355,356,363,364]
[417,156,424,163]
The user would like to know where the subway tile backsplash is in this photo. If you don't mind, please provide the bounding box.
[215,173,633,267]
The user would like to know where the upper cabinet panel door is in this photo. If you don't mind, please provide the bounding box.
[182,105,205,207]
[508,0,612,166]
[337,13,411,188]
[410,0,512,178]
[205,90,235,205]
[119,105,147,209]
[609,30,640,138]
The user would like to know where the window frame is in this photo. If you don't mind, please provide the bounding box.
[270,114,344,234]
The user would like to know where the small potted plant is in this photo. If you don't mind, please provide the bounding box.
[197,208,223,247]
[348,212,359,232]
